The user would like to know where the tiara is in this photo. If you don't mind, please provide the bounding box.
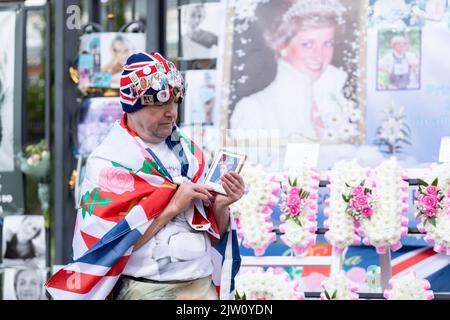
[282,0,346,24]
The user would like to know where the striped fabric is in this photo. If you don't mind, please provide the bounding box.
[45,114,241,299]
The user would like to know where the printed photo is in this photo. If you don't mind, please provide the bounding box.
[180,3,221,60]
[77,97,123,155]
[78,32,145,89]
[377,29,421,90]
[1,215,46,268]
[2,268,48,300]
[183,70,217,126]
[204,150,246,194]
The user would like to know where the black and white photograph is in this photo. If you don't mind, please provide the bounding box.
[204,150,245,194]
[180,2,221,60]
[182,70,217,126]
[0,10,16,172]
[1,215,46,268]
[2,268,48,300]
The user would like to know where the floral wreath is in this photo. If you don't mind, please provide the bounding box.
[383,271,434,300]
[231,164,279,256]
[279,165,320,255]
[235,267,304,300]
[415,163,450,255]
[358,158,409,254]
[325,158,409,253]
[320,272,359,300]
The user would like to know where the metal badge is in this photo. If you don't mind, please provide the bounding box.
[155,62,166,74]
[157,90,170,103]
[167,61,176,70]
[129,72,139,85]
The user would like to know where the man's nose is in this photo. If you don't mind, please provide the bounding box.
[164,102,178,118]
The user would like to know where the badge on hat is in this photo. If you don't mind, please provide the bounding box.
[155,62,166,74]
[141,95,154,105]
[157,90,170,103]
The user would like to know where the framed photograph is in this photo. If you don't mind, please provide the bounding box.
[1,215,46,268]
[78,32,146,89]
[218,0,368,146]
[376,29,421,91]
[77,97,123,155]
[204,150,246,195]
[182,70,217,126]
[2,268,48,300]
[180,3,221,60]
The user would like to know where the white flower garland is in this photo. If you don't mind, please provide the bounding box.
[235,267,304,300]
[383,272,434,300]
[324,160,366,252]
[359,158,409,254]
[416,163,450,255]
[231,164,278,256]
[320,272,359,300]
[279,164,320,255]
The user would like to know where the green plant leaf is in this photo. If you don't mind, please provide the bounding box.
[82,191,90,205]
[325,290,331,300]
[431,177,438,187]
[97,198,112,206]
[242,293,246,300]
[417,179,428,187]
[288,177,293,186]
[88,204,95,216]
[111,161,133,172]
[345,182,350,188]
[81,207,87,219]
[360,179,365,186]
[142,160,153,174]
[92,188,100,204]
[429,217,437,227]
[342,194,349,202]
[293,178,298,187]
[423,218,428,226]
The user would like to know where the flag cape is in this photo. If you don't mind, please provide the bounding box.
[45,115,241,299]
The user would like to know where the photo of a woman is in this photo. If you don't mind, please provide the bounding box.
[228,0,364,144]
[1,215,46,268]
[2,268,47,300]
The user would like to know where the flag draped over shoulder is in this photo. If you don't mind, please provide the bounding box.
[45,115,241,300]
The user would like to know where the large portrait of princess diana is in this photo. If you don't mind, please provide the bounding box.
[218,0,368,146]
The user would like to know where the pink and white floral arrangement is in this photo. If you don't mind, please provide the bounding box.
[235,267,304,300]
[415,163,450,255]
[230,164,279,256]
[324,160,366,252]
[320,272,359,300]
[383,272,434,300]
[359,158,409,254]
[324,159,409,253]
[279,165,320,255]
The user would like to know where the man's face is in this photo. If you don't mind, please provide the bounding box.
[283,26,336,81]
[15,270,42,300]
[128,98,178,143]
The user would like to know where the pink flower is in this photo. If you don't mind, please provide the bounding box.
[290,187,300,195]
[361,206,373,218]
[98,167,135,195]
[424,207,437,217]
[356,195,368,206]
[421,195,437,208]
[351,200,359,209]
[290,206,300,216]
[426,186,438,195]
[352,186,364,196]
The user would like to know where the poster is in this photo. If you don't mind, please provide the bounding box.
[2,268,48,300]
[183,69,217,126]
[78,32,146,89]
[180,3,221,60]
[77,97,123,156]
[0,7,24,216]
[0,10,16,172]
[217,0,368,169]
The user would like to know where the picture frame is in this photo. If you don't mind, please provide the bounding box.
[204,150,246,195]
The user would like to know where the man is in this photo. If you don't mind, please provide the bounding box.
[45,52,243,300]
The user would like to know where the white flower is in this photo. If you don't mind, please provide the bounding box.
[379,118,404,144]
[322,128,339,143]
[339,123,358,140]
[348,108,362,122]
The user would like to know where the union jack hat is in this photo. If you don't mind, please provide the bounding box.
[119,52,185,113]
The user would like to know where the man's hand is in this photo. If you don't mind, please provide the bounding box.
[214,172,245,211]
[166,181,215,219]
